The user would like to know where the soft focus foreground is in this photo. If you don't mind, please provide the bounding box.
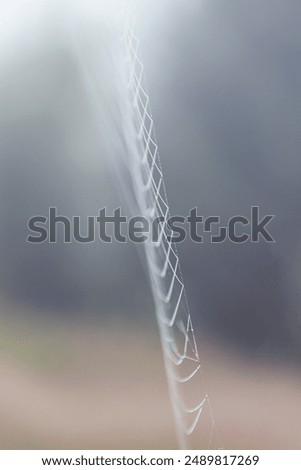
[1,306,301,449]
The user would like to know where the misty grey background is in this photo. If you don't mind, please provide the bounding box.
[1,0,301,364]
[138,0,301,360]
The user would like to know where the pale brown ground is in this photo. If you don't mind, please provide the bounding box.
[0,309,301,450]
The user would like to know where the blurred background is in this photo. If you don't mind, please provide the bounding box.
[0,0,301,449]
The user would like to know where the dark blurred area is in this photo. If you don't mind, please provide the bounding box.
[138,0,301,361]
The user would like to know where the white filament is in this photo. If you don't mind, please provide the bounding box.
[119,2,218,449]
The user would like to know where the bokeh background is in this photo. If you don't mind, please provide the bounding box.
[0,0,301,449]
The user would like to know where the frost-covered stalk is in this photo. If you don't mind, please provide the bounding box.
[67,0,218,449]
[119,1,217,449]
